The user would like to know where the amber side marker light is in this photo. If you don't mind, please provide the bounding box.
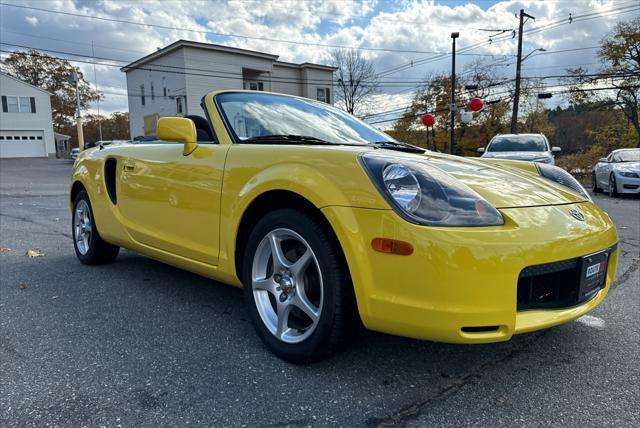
[371,238,414,255]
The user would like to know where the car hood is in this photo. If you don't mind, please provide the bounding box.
[366,149,585,208]
[482,151,551,161]
[614,161,640,171]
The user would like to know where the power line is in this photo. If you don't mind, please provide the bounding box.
[0,2,494,55]
[2,46,634,96]
[375,4,639,78]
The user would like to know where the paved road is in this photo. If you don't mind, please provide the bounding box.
[1,158,638,427]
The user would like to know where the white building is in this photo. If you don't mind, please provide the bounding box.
[121,40,336,138]
[0,72,56,158]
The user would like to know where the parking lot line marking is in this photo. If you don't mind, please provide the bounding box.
[575,315,606,330]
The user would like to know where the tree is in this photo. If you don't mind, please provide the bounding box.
[1,50,101,131]
[59,112,130,147]
[331,48,378,116]
[564,17,640,146]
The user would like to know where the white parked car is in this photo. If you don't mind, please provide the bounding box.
[592,148,640,197]
[70,148,79,160]
[477,133,561,164]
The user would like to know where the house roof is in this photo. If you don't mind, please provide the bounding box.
[121,39,336,73]
[54,132,71,140]
[0,72,53,95]
[274,61,337,72]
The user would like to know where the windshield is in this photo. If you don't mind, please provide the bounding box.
[614,150,640,162]
[487,135,548,152]
[215,92,396,145]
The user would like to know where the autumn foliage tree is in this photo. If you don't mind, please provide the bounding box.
[1,50,102,131]
[59,112,130,146]
[564,17,640,146]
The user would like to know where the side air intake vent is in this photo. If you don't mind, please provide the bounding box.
[104,158,117,204]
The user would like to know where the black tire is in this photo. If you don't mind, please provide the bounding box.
[608,174,618,198]
[72,190,120,264]
[242,208,356,363]
[592,173,601,193]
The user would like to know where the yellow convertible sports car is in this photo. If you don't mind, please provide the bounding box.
[70,91,618,362]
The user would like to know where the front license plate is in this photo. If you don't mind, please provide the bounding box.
[579,250,610,298]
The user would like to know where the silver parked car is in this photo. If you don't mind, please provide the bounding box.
[477,133,561,164]
[592,148,640,197]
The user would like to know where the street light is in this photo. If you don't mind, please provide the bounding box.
[450,32,459,155]
[522,48,546,63]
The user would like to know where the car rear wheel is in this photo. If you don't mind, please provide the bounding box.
[242,208,356,363]
[72,190,120,264]
[608,174,618,198]
[592,173,601,193]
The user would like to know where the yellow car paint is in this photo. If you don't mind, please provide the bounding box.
[70,90,618,344]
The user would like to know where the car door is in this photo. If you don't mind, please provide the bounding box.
[117,142,230,265]
[597,154,613,188]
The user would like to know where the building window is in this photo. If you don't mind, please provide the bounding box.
[162,77,167,98]
[316,88,330,103]
[4,96,33,112]
[36,136,42,140]
[244,81,264,91]
[151,81,155,101]
[6,136,12,140]
[0,136,4,140]
[176,96,184,115]
[29,136,35,140]
[21,136,28,140]
[140,84,145,106]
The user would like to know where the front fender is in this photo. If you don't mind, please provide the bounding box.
[216,145,388,282]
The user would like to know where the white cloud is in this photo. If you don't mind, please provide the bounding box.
[24,15,38,26]
[0,0,634,119]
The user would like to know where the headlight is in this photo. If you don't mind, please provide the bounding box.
[618,170,639,178]
[360,154,504,227]
[382,164,421,213]
[534,157,553,164]
[536,163,591,200]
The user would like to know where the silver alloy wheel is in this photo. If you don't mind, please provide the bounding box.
[251,228,323,344]
[74,199,93,255]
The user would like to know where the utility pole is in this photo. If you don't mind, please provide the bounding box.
[450,32,459,154]
[91,41,103,142]
[511,9,535,134]
[69,72,85,152]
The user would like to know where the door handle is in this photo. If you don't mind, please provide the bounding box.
[123,160,135,172]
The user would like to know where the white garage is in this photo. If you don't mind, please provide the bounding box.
[0,72,56,158]
[0,130,47,158]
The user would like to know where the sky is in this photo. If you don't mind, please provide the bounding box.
[0,0,638,127]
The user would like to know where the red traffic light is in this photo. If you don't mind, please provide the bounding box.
[468,98,484,112]
[421,114,436,127]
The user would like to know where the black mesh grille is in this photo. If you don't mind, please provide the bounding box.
[517,246,616,311]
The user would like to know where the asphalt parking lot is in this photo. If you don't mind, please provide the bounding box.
[1,158,638,427]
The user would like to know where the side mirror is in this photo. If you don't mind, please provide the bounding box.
[477,147,485,154]
[598,157,608,163]
[551,146,561,153]
[157,117,198,155]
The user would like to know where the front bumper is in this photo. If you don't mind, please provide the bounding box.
[615,173,640,194]
[322,202,618,344]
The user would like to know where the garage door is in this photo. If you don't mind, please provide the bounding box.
[0,130,46,158]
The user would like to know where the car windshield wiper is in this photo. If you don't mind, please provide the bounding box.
[242,135,348,145]
[369,141,426,154]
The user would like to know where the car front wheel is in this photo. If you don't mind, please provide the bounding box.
[608,174,618,198]
[242,208,356,363]
[72,190,120,264]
